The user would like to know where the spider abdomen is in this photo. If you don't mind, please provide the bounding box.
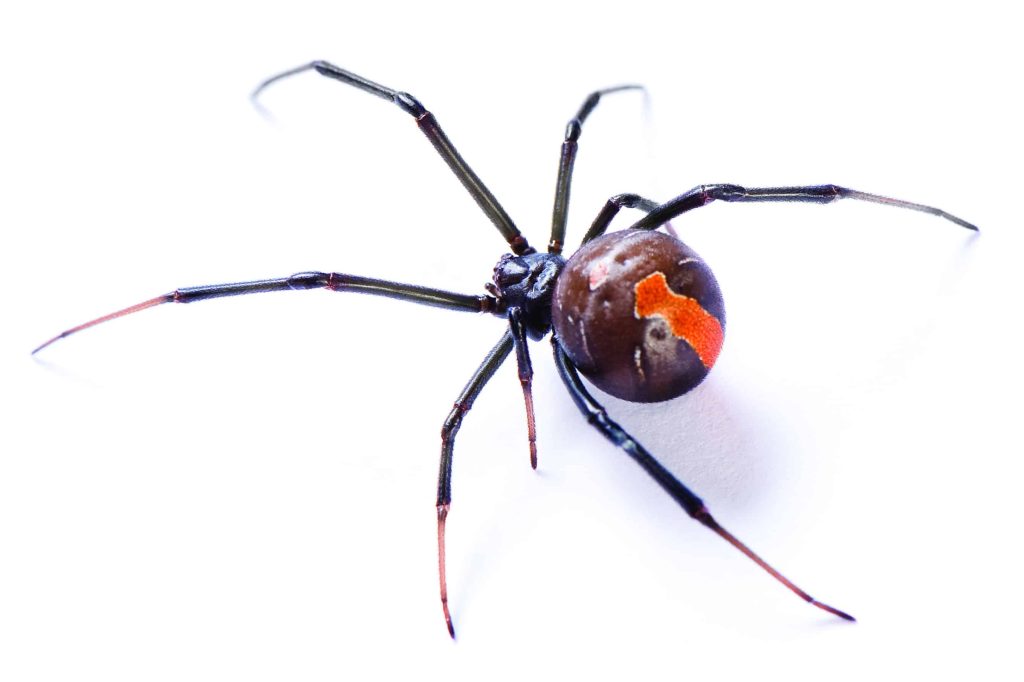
[551,230,725,403]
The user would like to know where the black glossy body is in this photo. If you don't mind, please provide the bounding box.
[489,252,565,340]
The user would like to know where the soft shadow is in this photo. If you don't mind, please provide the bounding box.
[590,377,769,513]
[30,354,102,390]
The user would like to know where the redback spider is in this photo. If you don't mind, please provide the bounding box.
[34,61,977,638]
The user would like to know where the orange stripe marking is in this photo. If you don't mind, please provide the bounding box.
[634,272,724,369]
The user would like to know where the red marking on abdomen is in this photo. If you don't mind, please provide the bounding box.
[634,272,724,369]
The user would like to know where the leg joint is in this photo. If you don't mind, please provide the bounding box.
[287,271,329,290]
[706,184,747,202]
[441,401,472,435]
[394,91,426,117]
[587,408,627,446]
[610,193,643,209]
[564,119,582,142]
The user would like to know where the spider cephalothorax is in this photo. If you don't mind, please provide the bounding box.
[488,251,565,340]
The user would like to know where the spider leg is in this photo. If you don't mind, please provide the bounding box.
[549,85,646,254]
[507,308,538,469]
[629,184,978,232]
[33,272,496,354]
[551,337,855,622]
[252,61,533,255]
[437,330,514,638]
[582,192,663,245]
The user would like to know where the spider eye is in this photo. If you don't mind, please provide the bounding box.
[494,258,529,287]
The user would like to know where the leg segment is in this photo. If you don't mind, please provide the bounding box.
[629,184,978,232]
[581,192,664,245]
[551,337,855,622]
[253,61,533,255]
[437,330,515,638]
[33,272,496,354]
[508,308,538,470]
[548,86,645,254]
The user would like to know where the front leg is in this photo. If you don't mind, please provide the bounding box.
[252,61,533,255]
[436,331,514,638]
[33,272,497,354]
[629,184,977,232]
[508,307,538,469]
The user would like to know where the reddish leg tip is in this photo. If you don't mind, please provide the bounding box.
[815,601,856,622]
[441,596,455,639]
[32,294,172,355]
[697,510,857,625]
[437,503,455,638]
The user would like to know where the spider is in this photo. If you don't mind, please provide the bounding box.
[34,61,977,638]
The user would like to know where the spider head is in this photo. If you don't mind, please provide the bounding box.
[489,252,565,340]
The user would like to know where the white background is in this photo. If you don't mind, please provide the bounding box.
[2,2,1021,680]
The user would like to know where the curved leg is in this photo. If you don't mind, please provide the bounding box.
[629,184,978,232]
[548,85,646,254]
[437,330,514,638]
[253,61,533,255]
[33,271,496,354]
[508,308,538,470]
[551,337,854,622]
[581,192,663,245]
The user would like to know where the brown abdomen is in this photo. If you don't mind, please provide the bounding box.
[552,230,725,403]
